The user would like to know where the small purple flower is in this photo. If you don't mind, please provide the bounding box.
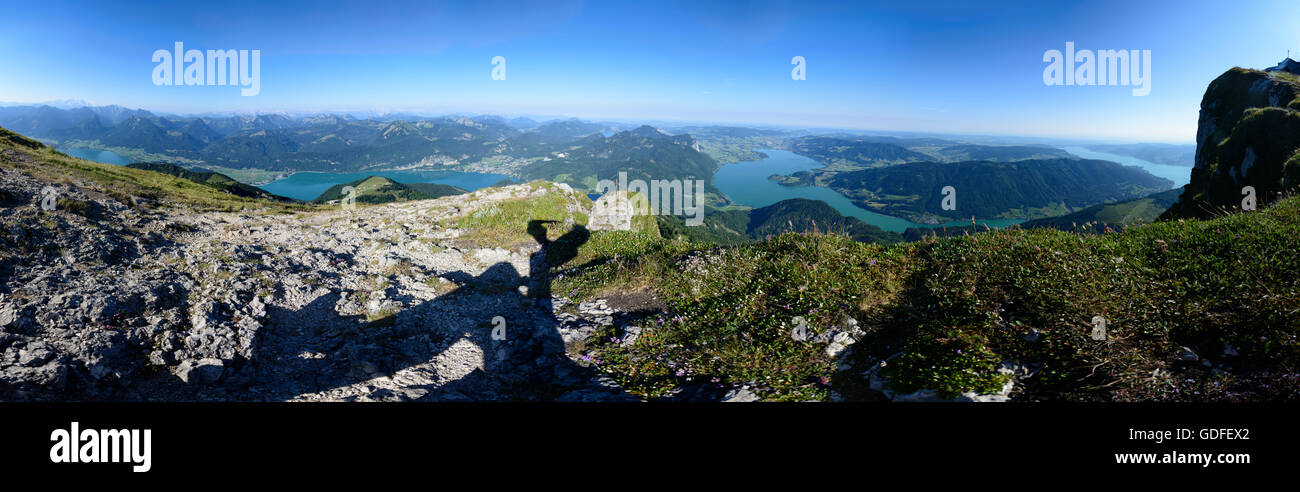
[869,259,877,265]
[610,337,620,343]
[675,369,687,377]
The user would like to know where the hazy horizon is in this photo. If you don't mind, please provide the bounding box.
[0,99,1203,146]
[4,0,1298,143]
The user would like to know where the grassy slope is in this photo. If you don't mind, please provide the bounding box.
[1,127,311,213]
[1020,188,1184,232]
[551,197,1300,401]
[451,181,598,248]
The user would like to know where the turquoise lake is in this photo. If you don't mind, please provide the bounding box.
[55,144,1188,224]
[257,170,512,201]
[1062,146,1190,189]
[713,149,1023,233]
[52,147,509,202]
[58,147,134,166]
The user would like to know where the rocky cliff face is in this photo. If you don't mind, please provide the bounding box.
[1163,66,1300,218]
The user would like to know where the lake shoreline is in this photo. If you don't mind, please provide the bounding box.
[255,169,513,202]
[714,149,1024,233]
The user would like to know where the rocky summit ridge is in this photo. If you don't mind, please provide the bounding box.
[1164,62,1300,218]
[0,147,651,401]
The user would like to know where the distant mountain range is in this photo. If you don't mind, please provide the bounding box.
[0,105,637,177]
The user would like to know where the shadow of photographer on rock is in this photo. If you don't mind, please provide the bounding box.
[230,218,620,401]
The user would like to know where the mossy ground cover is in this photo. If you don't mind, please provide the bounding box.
[552,196,1300,401]
[554,231,912,400]
[454,183,593,248]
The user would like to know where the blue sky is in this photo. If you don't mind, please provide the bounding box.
[1,0,1298,142]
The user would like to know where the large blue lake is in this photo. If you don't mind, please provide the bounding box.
[257,170,512,201]
[713,149,1023,233]
[58,147,134,166]
[1062,146,1189,189]
[58,144,1189,220]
